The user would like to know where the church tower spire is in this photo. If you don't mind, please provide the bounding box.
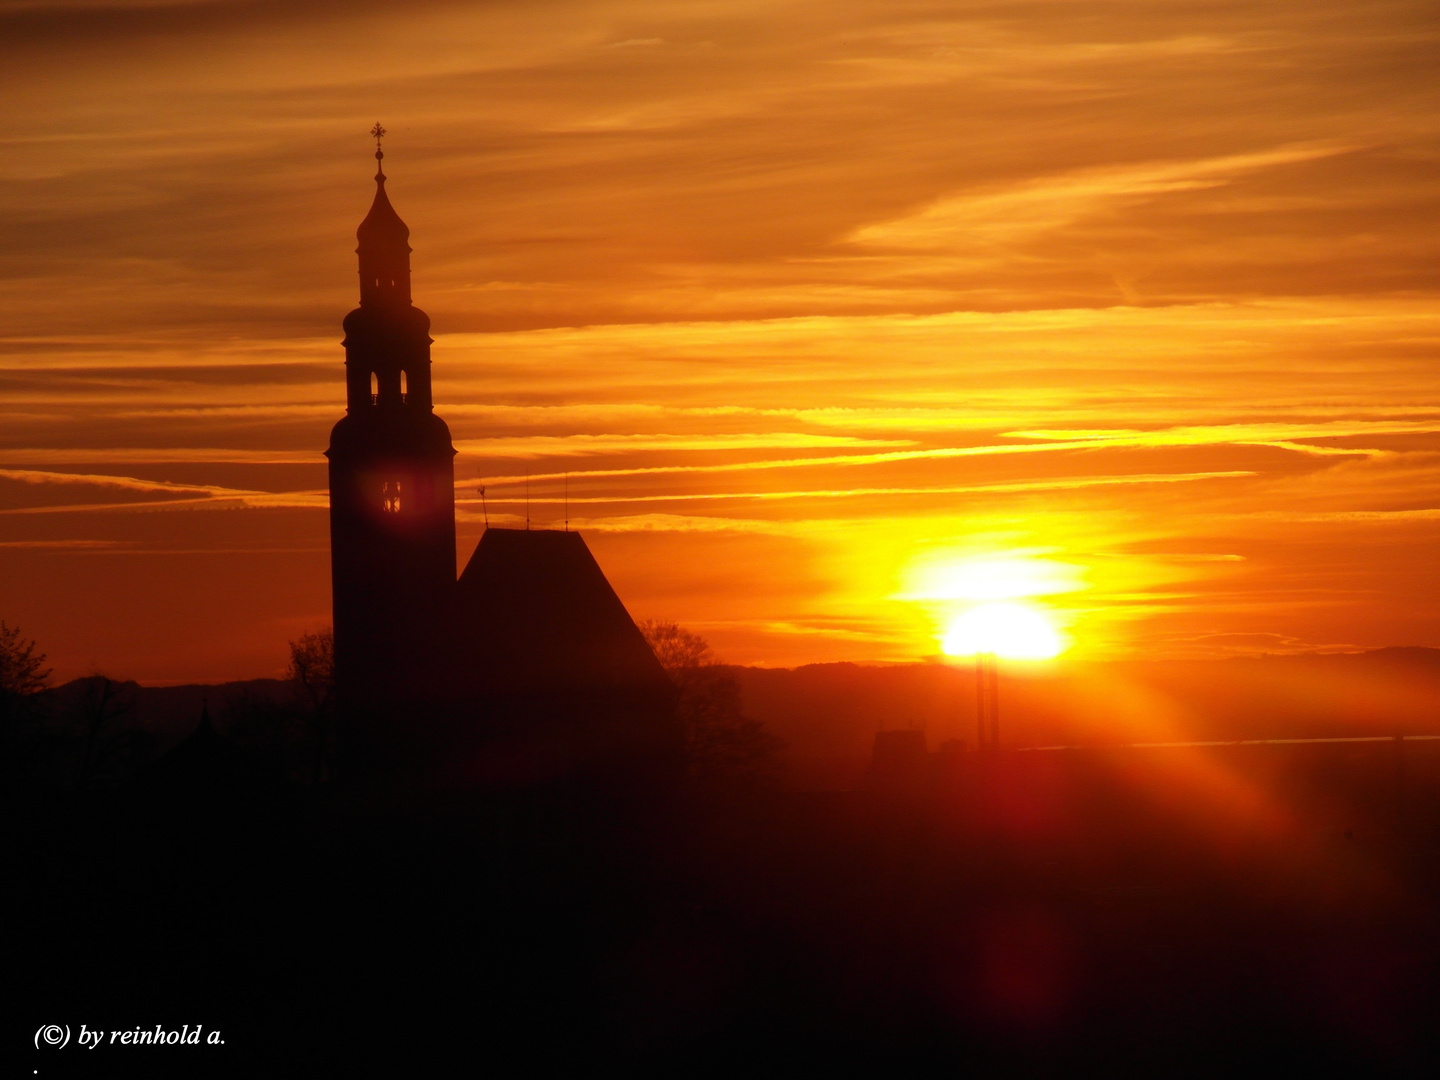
[357,126,413,310]
[326,127,457,725]
[340,124,434,413]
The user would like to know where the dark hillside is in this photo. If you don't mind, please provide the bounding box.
[734,649,1440,789]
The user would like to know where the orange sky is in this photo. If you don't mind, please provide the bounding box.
[3,0,1440,683]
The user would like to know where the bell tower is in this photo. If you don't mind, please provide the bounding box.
[327,125,456,715]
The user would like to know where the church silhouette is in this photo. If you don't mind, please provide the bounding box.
[326,136,674,780]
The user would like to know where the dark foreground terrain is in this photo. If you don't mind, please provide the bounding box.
[14,736,1440,1076]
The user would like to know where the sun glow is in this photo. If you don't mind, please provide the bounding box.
[901,554,1084,603]
[940,601,1066,660]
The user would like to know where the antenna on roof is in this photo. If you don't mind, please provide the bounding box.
[479,484,488,529]
[525,473,530,531]
[565,473,569,532]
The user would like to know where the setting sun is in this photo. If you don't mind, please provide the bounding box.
[901,553,1080,660]
[941,601,1066,660]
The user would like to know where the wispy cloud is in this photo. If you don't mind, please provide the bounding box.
[0,538,124,548]
[0,448,324,465]
[848,143,1356,251]
[455,432,914,458]
[467,470,1253,505]
[474,425,1378,486]
[0,467,219,495]
[558,513,797,535]
[0,468,325,513]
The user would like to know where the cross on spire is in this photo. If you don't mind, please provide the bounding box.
[369,122,388,177]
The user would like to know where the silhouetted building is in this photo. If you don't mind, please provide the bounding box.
[328,143,456,712]
[129,703,275,809]
[453,529,667,697]
[867,729,929,793]
[326,144,672,777]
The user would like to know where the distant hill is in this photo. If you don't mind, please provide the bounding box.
[28,677,293,788]
[32,650,1440,791]
[37,677,291,740]
[731,648,1440,789]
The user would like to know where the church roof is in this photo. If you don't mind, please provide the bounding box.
[452,528,668,696]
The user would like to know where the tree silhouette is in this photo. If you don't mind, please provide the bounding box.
[1,621,53,783]
[73,674,135,790]
[641,620,714,670]
[288,627,335,784]
[0,621,51,726]
[638,620,783,787]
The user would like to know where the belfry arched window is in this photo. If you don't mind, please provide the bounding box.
[381,479,402,514]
